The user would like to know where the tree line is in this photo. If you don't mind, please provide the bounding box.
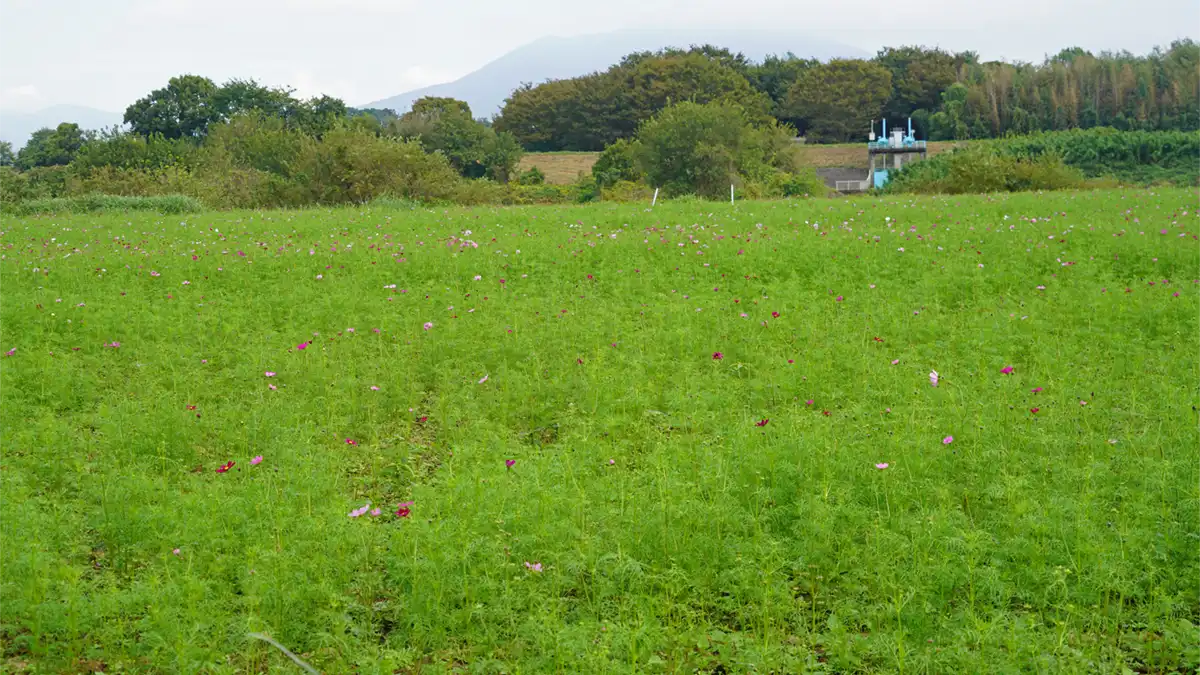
[493,40,1199,148]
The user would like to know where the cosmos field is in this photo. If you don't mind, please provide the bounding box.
[1,188,1197,673]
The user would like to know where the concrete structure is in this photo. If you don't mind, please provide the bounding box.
[834,118,928,192]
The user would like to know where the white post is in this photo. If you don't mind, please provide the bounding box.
[730,184,734,205]
[651,188,659,206]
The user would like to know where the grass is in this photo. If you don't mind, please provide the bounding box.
[1,194,204,216]
[519,143,963,184]
[1,188,1198,673]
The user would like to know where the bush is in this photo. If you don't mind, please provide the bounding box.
[593,139,643,187]
[635,101,800,199]
[3,194,202,216]
[884,145,1085,194]
[603,180,654,202]
[515,166,546,185]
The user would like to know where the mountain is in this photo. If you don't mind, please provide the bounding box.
[0,105,124,149]
[362,28,868,117]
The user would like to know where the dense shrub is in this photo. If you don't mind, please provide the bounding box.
[995,128,1200,185]
[884,145,1086,194]
[592,138,643,188]
[4,194,202,216]
[635,101,799,199]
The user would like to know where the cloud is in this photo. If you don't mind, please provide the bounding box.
[0,84,44,111]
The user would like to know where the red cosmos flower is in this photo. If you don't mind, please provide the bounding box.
[873,337,884,342]
[216,461,235,473]
[417,416,428,424]
[1030,407,1040,414]
[187,405,197,411]
[771,311,780,319]
[395,501,413,518]
[755,419,769,427]
[822,410,831,416]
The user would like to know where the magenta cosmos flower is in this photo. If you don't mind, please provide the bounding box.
[1000,366,1014,375]
[942,435,954,445]
[712,351,723,360]
[755,418,769,427]
[505,459,516,468]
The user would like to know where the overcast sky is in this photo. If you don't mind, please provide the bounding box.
[1,0,1196,113]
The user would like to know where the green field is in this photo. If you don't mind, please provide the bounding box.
[2,189,1198,673]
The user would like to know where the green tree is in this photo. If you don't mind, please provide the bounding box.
[592,138,643,187]
[634,100,797,198]
[784,59,893,142]
[16,123,87,169]
[746,53,818,128]
[394,97,521,181]
[874,46,957,125]
[124,75,221,139]
[0,141,13,167]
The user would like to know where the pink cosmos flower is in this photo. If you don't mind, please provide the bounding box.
[370,508,381,516]
[264,371,276,377]
[929,370,939,387]
[250,455,263,465]
[345,438,357,445]
[296,342,309,350]
[370,385,380,391]
[474,275,482,280]
[875,463,889,470]
[1000,366,1014,375]
[478,375,489,384]
[1031,387,1043,393]
[268,384,277,390]
[348,502,371,518]
[835,296,843,302]
[172,548,181,555]
[712,351,723,360]
[3,348,14,357]
[942,436,954,445]
[150,271,160,277]
[1079,400,1088,406]
[524,561,543,573]
[423,322,433,331]
[105,341,121,349]
[805,399,814,406]
[181,280,190,286]
[891,359,899,365]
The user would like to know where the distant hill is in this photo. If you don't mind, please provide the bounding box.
[0,105,123,149]
[362,28,867,117]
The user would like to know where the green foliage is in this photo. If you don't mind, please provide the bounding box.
[496,49,771,151]
[124,75,222,139]
[636,101,799,198]
[393,97,523,182]
[71,129,199,172]
[515,166,546,185]
[745,53,818,128]
[887,128,1200,193]
[923,39,1200,140]
[874,46,957,131]
[0,141,13,167]
[125,75,350,140]
[884,145,1086,193]
[15,123,87,169]
[785,60,893,143]
[592,138,643,188]
[3,193,202,215]
[1,190,1197,672]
